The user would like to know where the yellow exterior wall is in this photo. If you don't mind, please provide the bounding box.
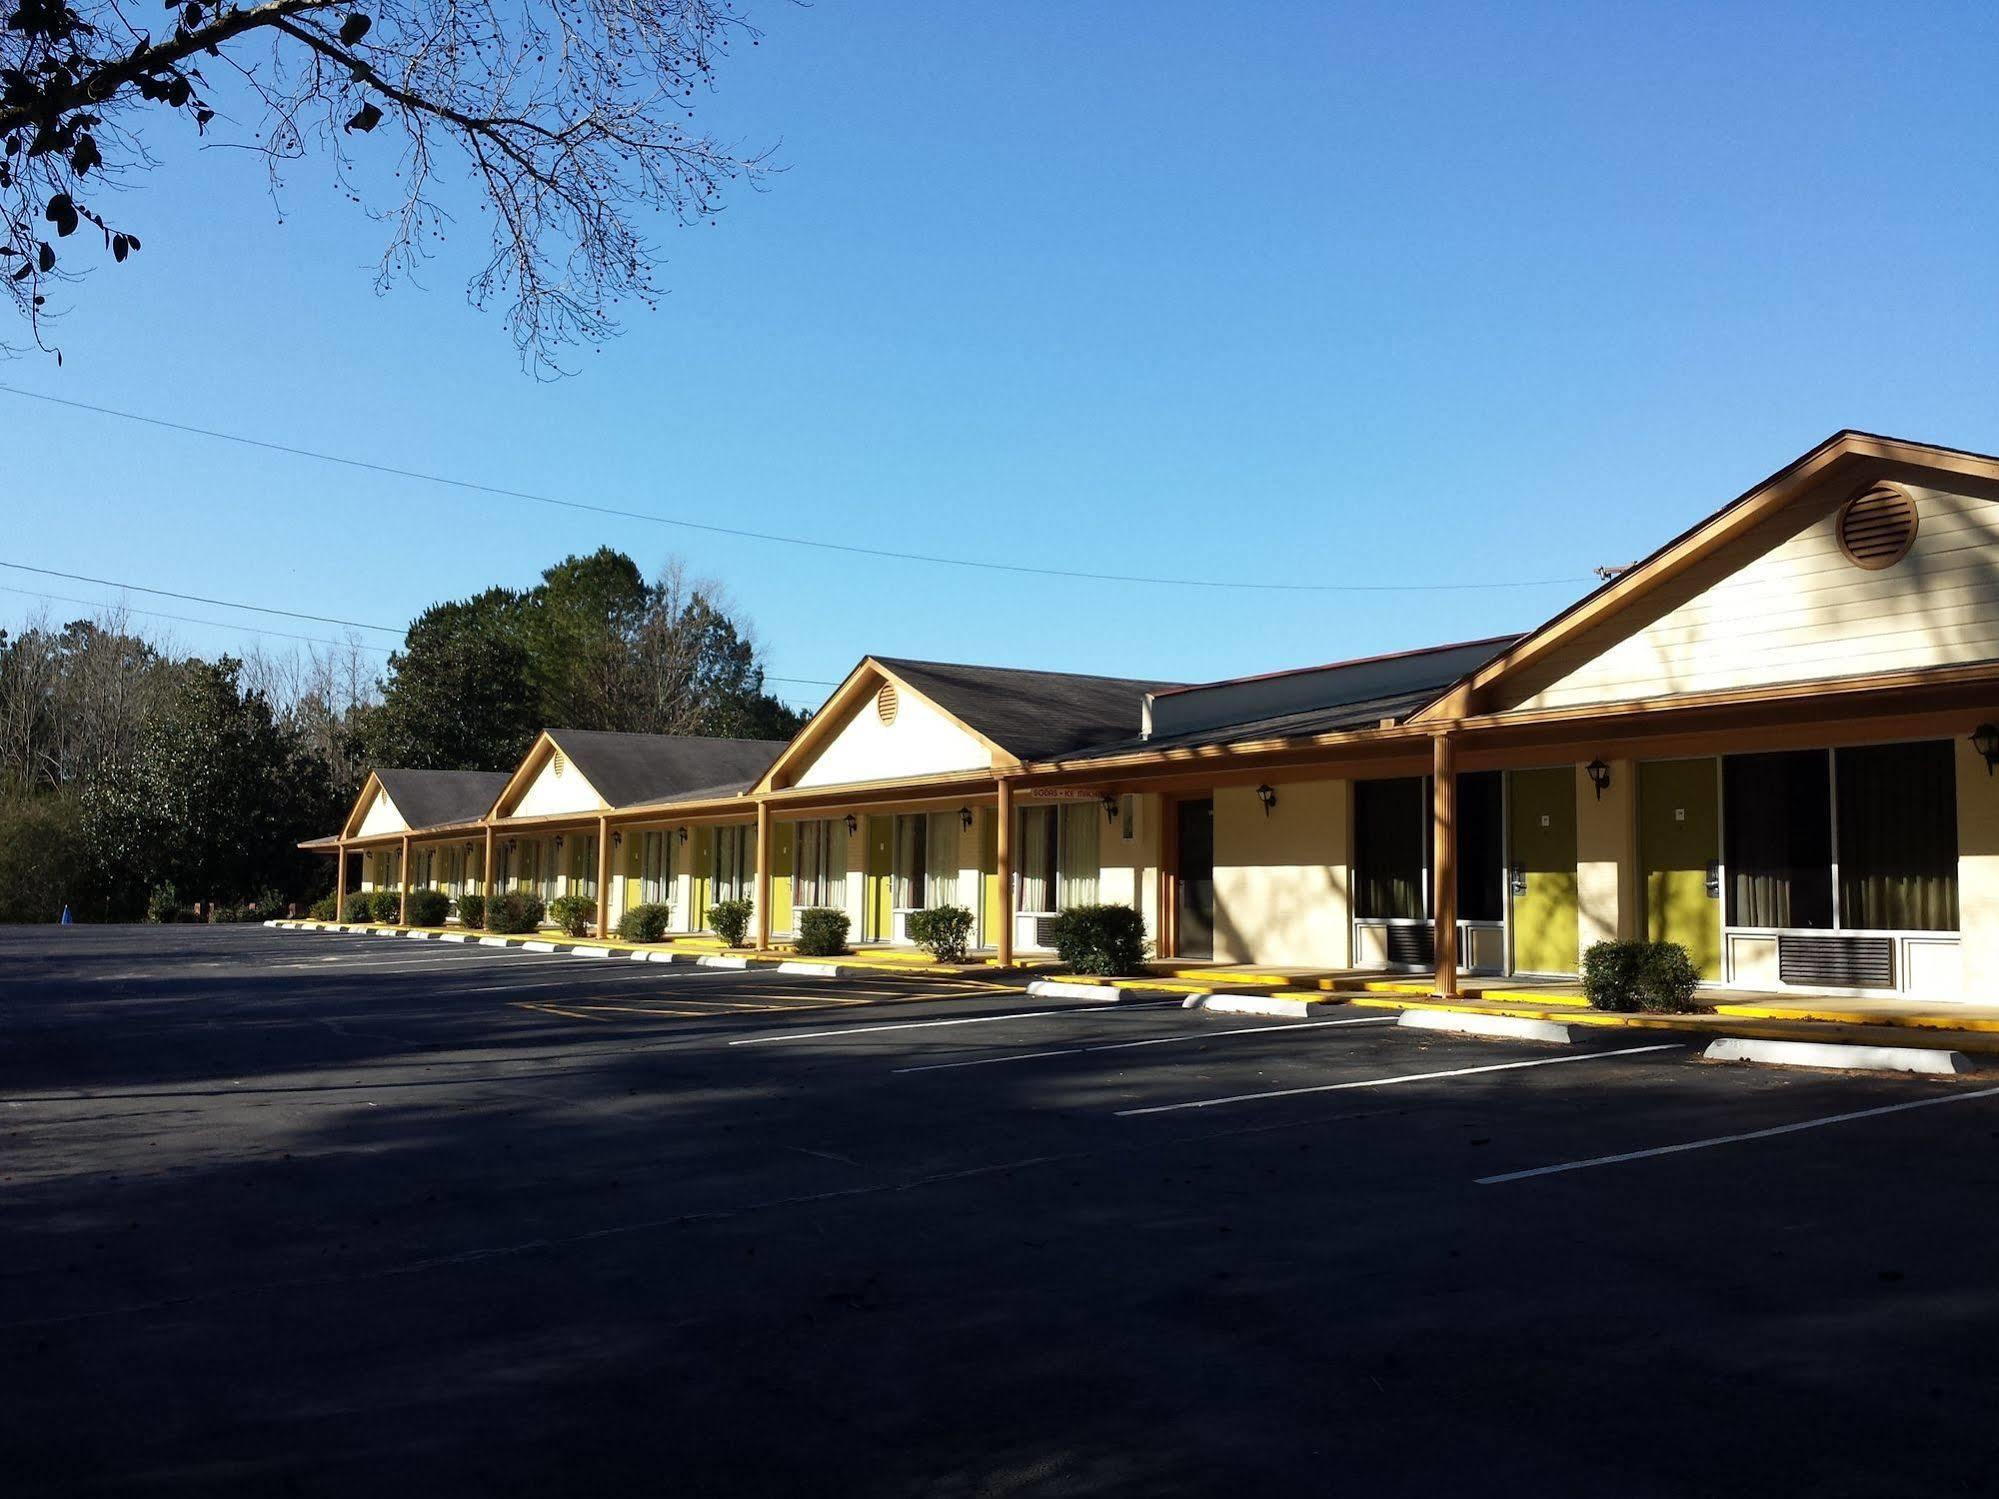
[1955,734,1999,1002]
[1211,779,1352,968]
[1096,794,1161,949]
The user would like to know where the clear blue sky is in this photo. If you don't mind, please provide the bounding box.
[5,1,1999,710]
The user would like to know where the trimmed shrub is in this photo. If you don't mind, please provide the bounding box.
[907,904,974,963]
[708,897,753,948]
[795,907,850,957]
[485,890,545,935]
[1636,942,1703,1013]
[549,894,597,939]
[405,889,450,928]
[368,889,403,925]
[1051,903,1149,977]
[342,894,373,923]
[617,902,673,944]
[308,895,339,922]
[455,893,486,930]
[1582,941,1705,1013]
[146,884,184,924]
[212,891,283,924]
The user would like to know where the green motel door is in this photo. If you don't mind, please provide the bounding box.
[1639,759,1722,980]
[865,815,894,943]
[1507,767,1579,975]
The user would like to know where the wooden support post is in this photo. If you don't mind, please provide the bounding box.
[399,833,412,927]
[595,815,612,940]
[483,825,496,902]
[334,839,347,924]
[995,779,1015,968]
[1159,795,1180,961]
[1432,733,1458,999]
[754,801,773,951]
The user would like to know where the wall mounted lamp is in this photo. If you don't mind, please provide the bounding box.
[1973,724,1999,776]
[611,830,623,849]
[676,826,689,845]
[959,806,974,831]
[1586,758,1612,800]
[1255,784,1277,817]
[1102,794,1120,824]
[553,835,565,852]
[844,814,859,836]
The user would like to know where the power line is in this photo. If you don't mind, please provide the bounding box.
[0,384,1595,595]
[0,560,405,634]
[0,584,396,654]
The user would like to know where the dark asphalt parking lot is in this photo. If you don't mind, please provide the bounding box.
[6,927,1999,1496]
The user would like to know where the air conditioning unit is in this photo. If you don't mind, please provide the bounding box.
[1015,913,1059,951]
[1778,934,1894,990]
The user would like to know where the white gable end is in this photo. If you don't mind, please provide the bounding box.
[512,751,609,817]
[356,785,408,836]
[794,686,993,789]
[1519,484,1999,711]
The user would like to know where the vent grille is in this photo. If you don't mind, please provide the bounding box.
[1836,484,1918,571]
[876,683,900,725]
[1385,924,1435,967]
[1779,934,1894,989]
[551,750,566,777]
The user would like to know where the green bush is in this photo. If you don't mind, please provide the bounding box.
[617,902,673,943]
[795,907,850,957]
[549,894,597,939]
[1051,903,1149,976]
[342,893,373,923]
[1582,941,1705,1013]
[708,897,753,947]
[212,891,283,924]
[485,891,546,934]
[146,884,185,924]
[907,904,974,963]
[455,893,486,930]
[0,792,85,923]
[308,895,338,922]
[405,889,451,927]
[368,889,403,925]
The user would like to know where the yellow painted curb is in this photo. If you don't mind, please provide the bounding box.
[1712,1002,1999,1034]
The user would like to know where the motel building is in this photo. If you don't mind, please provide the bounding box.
[308,431,1999,1008]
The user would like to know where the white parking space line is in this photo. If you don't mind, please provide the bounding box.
[728,1000,1182,1046]
[1477,1081,1999,1185]
[892,1015,1397,1074]
[1114,1044,1682,1117]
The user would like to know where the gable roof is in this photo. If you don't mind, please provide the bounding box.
[1413,429,1999,723]
[869,658,1183,762]
[535,729,787,810]
[375,768,512,832]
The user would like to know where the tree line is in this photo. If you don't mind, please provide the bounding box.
[0,550,803,922]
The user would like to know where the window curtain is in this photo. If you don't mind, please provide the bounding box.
[1355,778,1425,920]
[1019,807,1057,914]
[825,821,848,911]
[1837,741,1959,931]
[579,836,599,898]
[1059,803,1100,908]
[894,815,928,909]
[1724,750,1833,928]
[927,813,960,908]
[794,821,823,908]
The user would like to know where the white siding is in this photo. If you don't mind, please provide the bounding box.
[793,686,993,789]
[512,753,609,818]
[356,786,407,837]
[1522,486,1999,710]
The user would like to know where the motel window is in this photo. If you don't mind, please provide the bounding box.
[894,813,958,910]
[1835,742,1959,931]
[794,819,847,910]
[641,832,670,904]
[577,834,599,899]
[1017,803,1101,914]
[713,826,754,904]
[1354,777,1426,921]
[1720,741,1957,934]
[1456,771,1504,923]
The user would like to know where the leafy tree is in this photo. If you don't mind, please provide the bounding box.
[0,788,84,920]
[1,0,774,370]
[361,589,539,771]
[81,658,337,913]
